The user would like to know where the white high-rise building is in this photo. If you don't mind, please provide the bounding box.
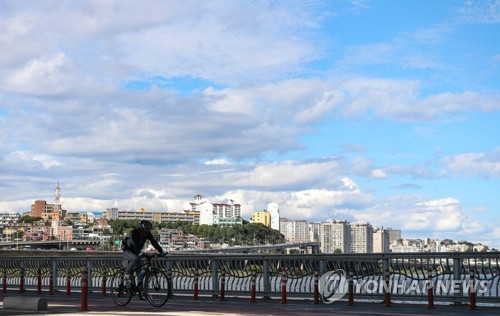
[350,222,373,253]
[212,199,242,226]
[320,219,351,253]
[105,207,119,220]
[267,203,280,231]
[191,195,214,225]
[309,222,321,242]
[280,218,309,242]
[373,227,390,253]
[191,195,242,226]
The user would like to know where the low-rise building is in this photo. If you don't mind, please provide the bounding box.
[251,211,271,227]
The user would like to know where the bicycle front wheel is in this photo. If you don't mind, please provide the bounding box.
[110,269,134,306]
[144,269,170,307]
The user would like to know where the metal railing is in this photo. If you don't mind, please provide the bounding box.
[0,251,498,305]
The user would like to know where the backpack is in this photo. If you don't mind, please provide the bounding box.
[122,236,131,249]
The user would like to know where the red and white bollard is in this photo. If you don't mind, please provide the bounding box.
[313,270,319,304]
[19,268,25,293]
[250,270,256,303]
[49,270,54,295]
[193,269,199,300]
[2,268,7,293]
[281,268,287,304]
[347,270,354,306]
[426,269,434,309]
[383,269,391,307]
[37,267,42,294]
[66,271,71,295]
[219,269,226,301]
[80,264,88,312]
[102,270,107,296]
[469,270,476,310]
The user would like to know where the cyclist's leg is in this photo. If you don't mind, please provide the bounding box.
[123,250,140,286]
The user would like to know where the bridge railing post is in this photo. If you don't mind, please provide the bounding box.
[468,269,476,310]
[37,267,42,294]
[101,269,107,296]
[452,257,462,305]
[313,270,319,304]
[347,270,354,306]
[49,269,54,295]
[52,261,58,293]
[219,268,226,301]
[383,268,391,307]
[426,268,434,309]
[167,268,173,298]
[211,260,219,298]
[2,267,6,293]
[80,263,88,311]
[66,270,71,295]
[19,263,25,293]
[88,259,94,291]
[193,269,199,300]
[263,259,271,299]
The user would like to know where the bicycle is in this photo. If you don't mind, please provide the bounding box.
[110,252,170,307]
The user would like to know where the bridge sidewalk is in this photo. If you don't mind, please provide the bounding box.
[1,294,498,316]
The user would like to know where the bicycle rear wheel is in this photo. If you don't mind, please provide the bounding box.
[110,269,134,306]
[144,269,170,307]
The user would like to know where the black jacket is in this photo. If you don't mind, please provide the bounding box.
[123,228,163,255]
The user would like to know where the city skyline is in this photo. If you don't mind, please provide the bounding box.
[0,2,499,249]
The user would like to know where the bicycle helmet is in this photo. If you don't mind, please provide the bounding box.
[140,220,153,230]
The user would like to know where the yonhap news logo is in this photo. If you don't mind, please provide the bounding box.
[319,270,489,304]
[319,269,348,303]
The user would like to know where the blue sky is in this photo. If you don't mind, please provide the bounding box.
[0,1,498,248]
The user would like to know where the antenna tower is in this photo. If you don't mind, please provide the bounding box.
[54,181,61,210]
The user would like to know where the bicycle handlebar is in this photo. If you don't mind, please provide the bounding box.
[139,252,168,259]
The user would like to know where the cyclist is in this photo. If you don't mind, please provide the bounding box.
[122,220,166,287]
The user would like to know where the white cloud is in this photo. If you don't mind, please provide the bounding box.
[217,184,373,221]
[441,148,500,178]
[340,78,500,120]
[3,53,72,95]
[414,198,462,231]
[371,169,387,179]
[456,1,500,24]
[231,160,342,188]
[204,79,341,124]
[349,196,461,232]
[204,159,232,165]
[6,151,62,169]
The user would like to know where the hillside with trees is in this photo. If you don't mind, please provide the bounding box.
[108,219,285,246]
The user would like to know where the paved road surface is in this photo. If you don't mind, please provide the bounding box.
[1,294,498,315]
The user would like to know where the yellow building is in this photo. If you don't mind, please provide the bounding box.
[251,211,271,227]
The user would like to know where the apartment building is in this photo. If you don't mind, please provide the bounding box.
[386,228,401,243]
[280,218,311,243]
[105,208,200,225]
[0,212,20,224]
[373,227,390,253]
[320,219,351,253]
[30,200,66,221]
[309,222,321,242]
[350,222,373,253]
[191,195,242,226]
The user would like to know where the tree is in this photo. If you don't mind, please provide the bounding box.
[18,215,42,224]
